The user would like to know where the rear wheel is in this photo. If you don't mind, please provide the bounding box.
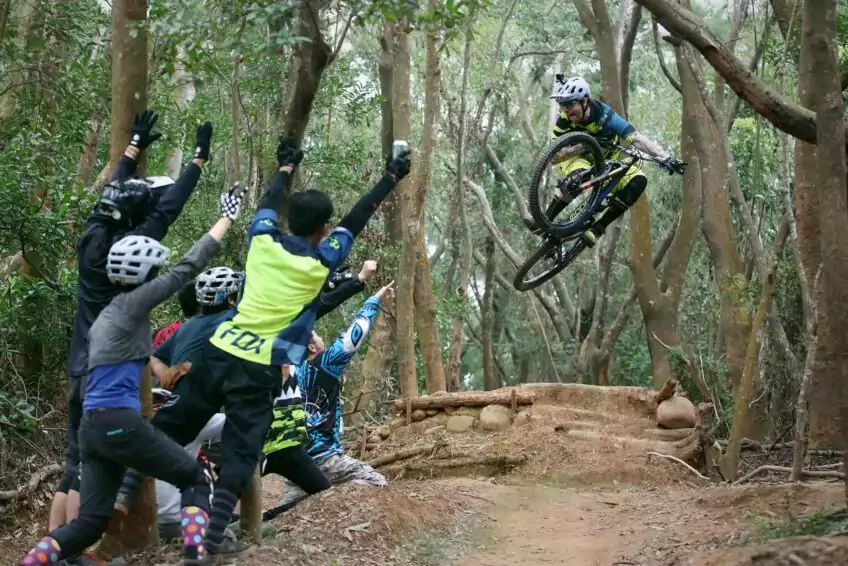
[528,131,606,238]
[513,237,587,292]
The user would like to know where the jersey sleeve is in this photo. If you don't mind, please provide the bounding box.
[317,227,354,273]
[603,111,637,143]
[247,208,281,247]
[316,295,381,379]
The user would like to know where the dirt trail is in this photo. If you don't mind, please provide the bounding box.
[458,482,648,565]
[446,478,844,566]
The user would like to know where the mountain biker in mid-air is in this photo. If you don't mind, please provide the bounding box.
[524,75,685,247]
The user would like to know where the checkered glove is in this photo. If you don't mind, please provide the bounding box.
[219,183,245,220]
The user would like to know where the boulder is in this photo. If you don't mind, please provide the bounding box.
[389,417,406,430]
[446,415,475,433]
[424,425,446,436]
[431,390,449,397]
[425,409,440,417]
[656,396,697,430]
[377,425,391,440]
[513,410,532,427]
[411,409,427,422]
[480,404,512,432]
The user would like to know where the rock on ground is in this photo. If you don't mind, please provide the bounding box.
[480,405,512,432]
[446,415,475,433]
[656,396,697,429]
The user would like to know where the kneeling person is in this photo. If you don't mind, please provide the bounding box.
[262,282,394,518]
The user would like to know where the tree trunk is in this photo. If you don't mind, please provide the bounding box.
[391,21,417,398]
[807,0,848,467]
[414,235,446,393]
[446,30,473,393]
[282,0,331,149]
[164,45,196,178]
[721,218,789,480]
[798,0,827,449]
[74,119,104,192]
[109,0,149,170]
[109,0,156,548]
[481,237,498,390]
[410,7,445,393]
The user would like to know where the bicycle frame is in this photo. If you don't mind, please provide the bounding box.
[568,145,660,219]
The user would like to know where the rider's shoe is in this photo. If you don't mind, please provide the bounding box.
[581,224,605,248]
[183,538,250,566]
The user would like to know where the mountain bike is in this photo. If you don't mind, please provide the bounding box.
[513,132,683,292]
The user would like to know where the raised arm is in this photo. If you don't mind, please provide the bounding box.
[336,151,411,238]
[317,261,377,320]
[131,122,213,241]
[257,136,304,214]
[110,110,163,182]
[120,185,244,316]
[317,281,393,378]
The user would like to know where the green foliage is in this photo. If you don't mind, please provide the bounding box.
[753,507,848,542]
[0,392,37,439]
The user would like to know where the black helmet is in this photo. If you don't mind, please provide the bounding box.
[323,264,353,292]
[93,176,174,225]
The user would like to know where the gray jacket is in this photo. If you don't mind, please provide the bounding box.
[88,234,221,369]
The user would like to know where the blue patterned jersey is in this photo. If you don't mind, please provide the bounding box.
[299,295,381,460]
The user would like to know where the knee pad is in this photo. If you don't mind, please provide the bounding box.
[180,467,212,511]
[615,175,647,207]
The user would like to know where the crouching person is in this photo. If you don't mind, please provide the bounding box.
[18,186,244,566]
[262,282,393,520]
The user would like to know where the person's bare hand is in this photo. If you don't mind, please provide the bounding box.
[359,260,378,282]
[376,280,395,301]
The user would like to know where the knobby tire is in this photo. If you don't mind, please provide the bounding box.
[528,132,606,238]
[513,237,587,292]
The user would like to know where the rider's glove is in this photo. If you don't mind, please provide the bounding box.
[386,150,412,182]
[277,136,304,169]
[660,156,687,176]
[220,182,245,220]
[129,110,162,150]
[194,122,213,160]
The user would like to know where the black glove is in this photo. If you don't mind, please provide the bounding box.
[386,150,412,182]
[276,136,304,169]
[660,157,686,175]
[129,110,162,150]
[194,122,213,160]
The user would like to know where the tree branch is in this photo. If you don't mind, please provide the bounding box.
[636,0,824,145]
[652,19,681,93]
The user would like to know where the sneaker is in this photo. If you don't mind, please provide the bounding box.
[580,224,605,248]
[183,539,250,566]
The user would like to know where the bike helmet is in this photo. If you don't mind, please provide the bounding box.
[551,76,591,104]
[323,264,354,292]
[195,266,244,306]
[93,176,174,224]
[106,235,170,286]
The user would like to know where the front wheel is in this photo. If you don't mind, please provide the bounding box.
[528,131,606,238]
[513,237,587,292]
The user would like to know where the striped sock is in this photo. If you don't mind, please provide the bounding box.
[20,536,62,565]
[181,506,209,560]
[205,489,238,553]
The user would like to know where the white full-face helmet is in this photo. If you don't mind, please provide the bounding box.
[195,266,244,306]
[551,75,592,105]
[106,235,170,286]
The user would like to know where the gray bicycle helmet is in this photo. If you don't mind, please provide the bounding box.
[551,76,591,104]
[106,235,170,286]
[195,266,244,306]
